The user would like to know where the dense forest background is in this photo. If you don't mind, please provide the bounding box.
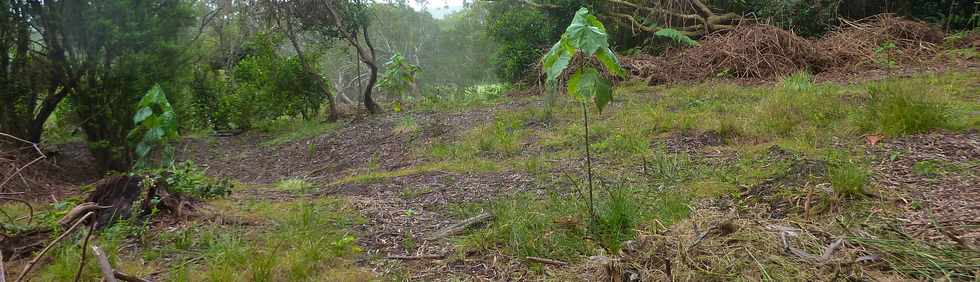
[2,0,977,172]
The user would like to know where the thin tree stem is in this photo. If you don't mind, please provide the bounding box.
[74,222,96,282]
[582,103,595,221]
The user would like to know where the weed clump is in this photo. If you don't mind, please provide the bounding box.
[828,162,870,198]
[859,83,951,136]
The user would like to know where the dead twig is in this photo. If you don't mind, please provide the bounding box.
[1,249,6,282]
[57,202,111,227]
[780,230,845,263]
[384,254,445,260]
[91,245,118,282]
[112,271,149,282]
[426,212,493,240]
[0,133,46,192]
[15,211,95,282]
[527,256,568,266]
[73,221,97,282]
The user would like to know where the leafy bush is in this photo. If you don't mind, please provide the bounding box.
[165,161,232,199]
[418,83,510,110]
[377,52,422,105]
[486,6,561,82]
[193,33,325,130]
[721,0,840,37]
[655,28,700,46]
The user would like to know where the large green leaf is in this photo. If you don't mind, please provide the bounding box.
[596,47,625,78]
[133,107,153,123]
[592,76,613,113]
[542,40,574,82]
[565,7,608,56]
[568,68,599,101]
[568,67,614,113]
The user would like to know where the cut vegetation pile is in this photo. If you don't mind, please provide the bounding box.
[816,14,944,72]
[626,15,951,84]
[625,24,822,83]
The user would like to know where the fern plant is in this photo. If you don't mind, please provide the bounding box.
[128,84,179,170]
[655,28,699,46]
[542,7,625,220]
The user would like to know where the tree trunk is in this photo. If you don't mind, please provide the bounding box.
[355,25,382,114]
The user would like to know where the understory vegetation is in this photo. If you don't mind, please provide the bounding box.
[2,0,978,281]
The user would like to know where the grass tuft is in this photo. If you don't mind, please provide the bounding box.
[276,178,316,193]
[259,119,343,147]
[859,83,951,136]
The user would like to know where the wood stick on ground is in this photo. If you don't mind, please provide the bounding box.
[112,270,149,282]
[57,202,111,227]
[0,133,46,191]
[384,254,445,260]
[73,221,97,282]
[15,211,95,282]
[1,249,6,282]
[527,256,568,266]
[91,245,118,282]
[426,212,493,240]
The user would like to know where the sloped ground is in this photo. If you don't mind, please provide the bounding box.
[4,68,978,281]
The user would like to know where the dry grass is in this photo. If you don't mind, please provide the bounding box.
[626,14,952,85]
[816,14,944,72]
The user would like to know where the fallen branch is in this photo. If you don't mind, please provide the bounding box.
[780,230,845,262]
[91,245,118,282]
[0,133,46,192]
[15,211,95,282]
[1,249,6,282]
[57,202,111,227]
[73,221,97,282]
[426,212,493,240]
[384,254,445,260]
[527,256,568,266]
[112,271,149,282]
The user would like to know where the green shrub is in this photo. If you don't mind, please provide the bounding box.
[197,33,326,130]
[419,83,510,110]
[486,6,559,82]
[719,0,840,37]
[165,161,232,199]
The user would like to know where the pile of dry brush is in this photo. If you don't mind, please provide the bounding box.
[623,15,949,84]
